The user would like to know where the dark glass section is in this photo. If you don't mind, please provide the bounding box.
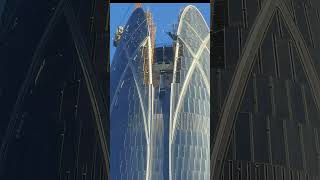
[256,75,272,116]
[286,120,303,170]
[212,0,225,68]
[287,81,306,124]
[261,30,276,77]
[225,27,239,69]
[235,112,251,161]
[0,0,56,145]
[277,39,292,80]
[253,113,269,163]
[270,118,285,165]
[211,70,221,132]
[212,29,225,68]
[212,0,320,178]
[220,70,233,109]
[273,79,289,120]
[302,126,318,175]
[227,0,242,27]
[240,76,254,112]
[0,0,108,179]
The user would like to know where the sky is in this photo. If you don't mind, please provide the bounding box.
[110,3,210,63]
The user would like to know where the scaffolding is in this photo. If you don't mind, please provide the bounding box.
[143,46,149,84]
[143,9,156,84]
[113,26,124,47]
[145,9,156,63]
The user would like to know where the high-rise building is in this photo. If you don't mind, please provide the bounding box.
[211,0,320,179]
[110,5,210,180]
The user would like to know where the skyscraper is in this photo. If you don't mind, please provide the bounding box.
[110,4,210,180]
[211,0,320,179]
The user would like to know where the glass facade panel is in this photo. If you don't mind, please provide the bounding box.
[111,8,150,180]
[171,6,210,180]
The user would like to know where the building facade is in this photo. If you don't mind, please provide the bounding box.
[110,5,210,180]
[211,0,320,179]
[0,0,108,179]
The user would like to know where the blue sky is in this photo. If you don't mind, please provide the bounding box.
[110,3,210,63]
